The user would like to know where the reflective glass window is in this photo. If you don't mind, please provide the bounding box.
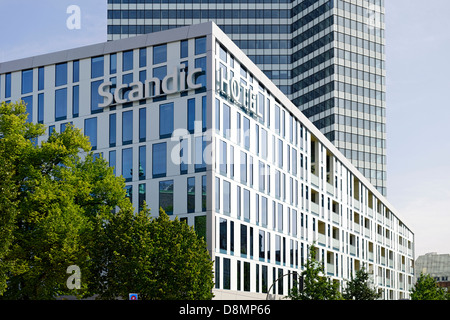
[159,180,174,215]
[159,102,173,139]
[139,145,146,180]
[38,67,45,91]
[90,80,104,114]
[84,117,97,150]
[73,60,80,83]
[37,93,44,124]
[55,63,67,87]
[122,110,133,145]
[21,69,33,94]
[153,44,167,64]
[122,147,133,182]
[55,88,67,121]
[195,37,206,55]
[22,96,32,123]
[123,50,133,71]
[187,177,195,213]
[109,113,116,147]
[91,56,104,78]
[152,142,166,178]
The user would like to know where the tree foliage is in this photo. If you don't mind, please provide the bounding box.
[289,244,341,300]
[410,273,450,300]
[342,267,381,300]
[0,101,214,300]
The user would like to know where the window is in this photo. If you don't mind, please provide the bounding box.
[139,183,146,212]
[223,180,231,214]
[195,57,206,90]
[21,69,33,94]
[110,53,117,74]
[109,113,116,147]
[195,136,206,172]
[72,85,79,117]
[187,177,195,213]
[220,140,227,174]
[38,67,45,91]
[240,151,247,183]
[241,224,247,256]
[153,44,167,64]
[22,96,32,123]
[152,142,166,178]
[5,73,11,98]
[55,62,67,87]
[223,103,230,139]
[109,150,116,175]
[54,88,67,121]
[37,93,44,124]
[122,148,133,182]
[139,107,146,142]
[73,60,80,83]
[91,80,104,114]
[219,218,227,252]
[159,180,174,215]
[202,95,207,132]
[159,102,174,138]
[180,40,188,58]
[122,110,133,145]
[195,37,206,55]
[139,145,146,180]
[139,48,146,68]
[215,177,220,212]
[84,117,97,150]
[202,175,207,212]
[91,56,104,78]
[243,189,250,221]
[187,98,195,133]
[123,50,133,71]
[243,116,250,149]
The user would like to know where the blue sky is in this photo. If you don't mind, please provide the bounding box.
[0,0,449,258]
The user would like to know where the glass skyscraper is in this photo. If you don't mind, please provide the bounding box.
[107,0,386,196]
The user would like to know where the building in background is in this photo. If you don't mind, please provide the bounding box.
[0,22,411,299]
[107,0,387,196]
[415,253,450,289]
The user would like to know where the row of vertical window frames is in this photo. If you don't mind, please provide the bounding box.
[216,177,301,236]
[214,60,306,152]
[108,0,291,3]
[108,9,291,20]
[217,220,300,273]
[215,256,300,295]
[91,37,206,79]
[217,137,303,205]
[123,175,207,215]
[215,97,306,173]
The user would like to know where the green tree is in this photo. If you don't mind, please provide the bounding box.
[289,244,341,300]
[342,267,381,300]
[98,206,214,300]
[410,273,449,300]
[0,101,130,299]
[0,101,214,300]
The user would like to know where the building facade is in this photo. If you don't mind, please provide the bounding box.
[107,0,387,196]
[415,253,450,288]
[0,22,411,299]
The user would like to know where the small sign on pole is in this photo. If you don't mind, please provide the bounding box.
[129,293,138,300]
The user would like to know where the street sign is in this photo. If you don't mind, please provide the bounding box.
[129,293,138,300]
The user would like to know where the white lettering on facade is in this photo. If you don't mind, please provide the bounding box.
[216,67,261,118]
[98,65,203,108]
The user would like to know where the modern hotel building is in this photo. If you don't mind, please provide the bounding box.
[107,0,388,196]
[0,22,413,299]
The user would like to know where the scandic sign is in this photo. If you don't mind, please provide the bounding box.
[97,63,261,119]
[97,64,203,108]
